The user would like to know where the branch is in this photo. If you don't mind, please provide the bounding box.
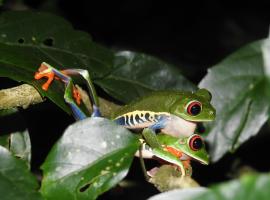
[0,84,44,109]
[0,84,121,118]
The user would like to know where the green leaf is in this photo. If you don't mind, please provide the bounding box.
[97,51,195,103]
[149,173,270,200]
[0,145,43,200]
[0,130,31,167]
[199,40,269,162]
[0,108,31,165]
[0,11,194,111]
[0,11,114,113]
[41,117,140,200]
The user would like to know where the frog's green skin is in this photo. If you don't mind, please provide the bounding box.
[112,89,215,138]
[139,129,209,177]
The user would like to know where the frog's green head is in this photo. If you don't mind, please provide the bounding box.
[170,88,215,122]
[171,134,209,165]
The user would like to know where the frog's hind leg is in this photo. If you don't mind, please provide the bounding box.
[34,62,88,120]
[59,69,101,117]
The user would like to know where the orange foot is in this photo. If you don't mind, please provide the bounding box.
[72,86,81,105]
[34,63,55,91]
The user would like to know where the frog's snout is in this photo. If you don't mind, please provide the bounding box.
[208,109,216,120]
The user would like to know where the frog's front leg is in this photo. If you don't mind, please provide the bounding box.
[141,128,187,177]
[152,147,186,177]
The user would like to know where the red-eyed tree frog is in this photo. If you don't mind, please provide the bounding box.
[112,89,215,138]
[34,62,212,178]
[34,62,216,139]
[138,129,209,177]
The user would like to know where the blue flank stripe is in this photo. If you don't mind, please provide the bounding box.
[114,116,126,126]
[70,103,87,120]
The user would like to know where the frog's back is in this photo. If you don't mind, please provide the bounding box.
[112,90,191,118]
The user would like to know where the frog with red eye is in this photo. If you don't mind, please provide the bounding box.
[138,132,209,177]
[112,88,215,138]
[34,62,215,139]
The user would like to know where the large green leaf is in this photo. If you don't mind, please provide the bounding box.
[0,145,43,200]
[96,51,195,103]
[41,117,139,200]
[149,173,270,200]
[199,40,269,162]
[0,11,114,113]
[0,11,194,112]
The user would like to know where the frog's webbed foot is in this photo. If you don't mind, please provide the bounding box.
[34,62,101,119]
[72,85,81,105]
[152,147,187,178]
[34,62,55,91]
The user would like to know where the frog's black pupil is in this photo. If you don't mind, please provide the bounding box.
[193,138,203,150]
[191,104,201,115]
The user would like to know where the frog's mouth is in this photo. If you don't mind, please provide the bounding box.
[182,152,209,165]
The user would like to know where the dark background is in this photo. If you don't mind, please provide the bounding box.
[24,0,270,82]
[2,1,270,199]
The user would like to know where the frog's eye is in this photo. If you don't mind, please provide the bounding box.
[189,135,203,151]
[187,101,202,116]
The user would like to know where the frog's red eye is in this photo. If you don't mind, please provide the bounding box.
[187,101,202,116]
[189,135,203,151]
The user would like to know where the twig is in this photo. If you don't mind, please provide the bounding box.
[0,84,44,109]
[0,84,121,117]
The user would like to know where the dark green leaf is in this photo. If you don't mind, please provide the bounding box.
[0,145,43,200]
[0,11,194,112]
[41,117,139,200]
[0,11,114,113]
[149,173,270,200]
[97,51,195,103]
[199,40,269,162]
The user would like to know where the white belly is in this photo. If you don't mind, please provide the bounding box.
[161,114,197,137]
